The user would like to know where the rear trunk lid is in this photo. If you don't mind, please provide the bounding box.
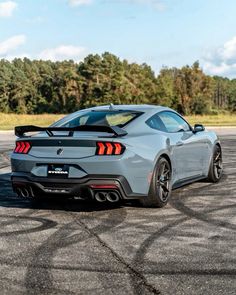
[26,131,115,159]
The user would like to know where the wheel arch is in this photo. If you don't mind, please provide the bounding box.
[206,141,223,182]
[215,142,222,150]
[211,141,222,162]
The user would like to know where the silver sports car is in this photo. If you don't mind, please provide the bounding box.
[11,105,223,207]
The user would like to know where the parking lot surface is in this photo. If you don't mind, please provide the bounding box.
[0,130,235,295]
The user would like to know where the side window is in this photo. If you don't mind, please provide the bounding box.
[158,111,191,133]
[146,114,168,132]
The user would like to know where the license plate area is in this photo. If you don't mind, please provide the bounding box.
[47,164,69,179]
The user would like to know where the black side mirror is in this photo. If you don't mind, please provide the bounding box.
[193,124,205,133]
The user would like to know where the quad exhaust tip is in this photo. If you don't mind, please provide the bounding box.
[94,191,120,203]
[15,186,33,199]
[106,192,119,203]
[94,192,107,202]
[15,186,120,202]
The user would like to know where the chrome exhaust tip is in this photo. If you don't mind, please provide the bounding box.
[15,186,33,199]
[21,187,30,198]
[106,191,120,203]
[16,188,23,198]
[94,192,107,202]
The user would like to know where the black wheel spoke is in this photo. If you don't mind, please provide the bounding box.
[156,162,171,201]
[163,170,169,177]
[214,152,221,162]
[161,184,169,193]
[213,147,223,179]
[159,163,166,177]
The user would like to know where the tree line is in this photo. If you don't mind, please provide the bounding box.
[0,52,236,115]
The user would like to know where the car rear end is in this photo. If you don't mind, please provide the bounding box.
[11,108,151,203]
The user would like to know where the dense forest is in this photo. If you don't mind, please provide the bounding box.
[0,52,236,115]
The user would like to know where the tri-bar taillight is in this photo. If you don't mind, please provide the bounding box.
[96,142,125,156]
[14,141,31,154]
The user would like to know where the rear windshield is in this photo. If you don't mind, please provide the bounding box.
[54,110,142,128]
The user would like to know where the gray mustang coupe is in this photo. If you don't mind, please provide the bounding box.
[11,104,223,207]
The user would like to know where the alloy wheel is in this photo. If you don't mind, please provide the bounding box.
[156,161,171,202]
[213,146,223,179]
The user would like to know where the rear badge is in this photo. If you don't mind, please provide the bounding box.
[48,164,69,178]
[57,148,63,155]
[48,170,68,175]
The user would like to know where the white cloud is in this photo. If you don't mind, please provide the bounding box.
[68,0,92,7]
[39,45,87,61]
[0,1,17,17]
[217,36,236,63]
[203,36,236,77]
[4,53,31,61]
[0,35,26,56]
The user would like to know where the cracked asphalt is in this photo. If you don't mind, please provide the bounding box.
[0,129,235,295]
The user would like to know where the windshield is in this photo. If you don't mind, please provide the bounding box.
[54,110,142,128]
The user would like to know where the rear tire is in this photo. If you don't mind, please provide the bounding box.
[207,144,223,183]
[140,157,172,208]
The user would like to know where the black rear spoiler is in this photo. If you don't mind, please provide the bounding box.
[15,125,128,138]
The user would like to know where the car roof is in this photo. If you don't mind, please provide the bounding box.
[87,104,171,114]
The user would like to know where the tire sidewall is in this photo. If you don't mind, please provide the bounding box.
[208,144,223,183]
[149,157,172,207]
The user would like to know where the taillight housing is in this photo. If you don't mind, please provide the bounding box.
[96,142,125,156]
[14,141,31,154]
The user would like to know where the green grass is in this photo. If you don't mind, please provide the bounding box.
[185,114,236,126]
[0,113,236,130]
[0,113,65,130]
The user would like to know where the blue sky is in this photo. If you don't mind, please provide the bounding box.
[1,0,236,77]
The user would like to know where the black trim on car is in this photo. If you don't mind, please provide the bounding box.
[11,172,145,200]
[172,175,205,189]
[15,125,128,138]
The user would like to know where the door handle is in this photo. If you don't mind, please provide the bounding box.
[176,141,184,146]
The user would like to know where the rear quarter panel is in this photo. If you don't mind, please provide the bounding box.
[119,131,171,194]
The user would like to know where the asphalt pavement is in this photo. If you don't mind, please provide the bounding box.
[0,129,235,295]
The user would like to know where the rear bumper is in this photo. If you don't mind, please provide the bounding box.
[11,150,152,196]
[11,172,145,200]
